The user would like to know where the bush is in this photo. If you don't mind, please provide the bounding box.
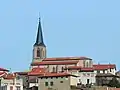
[108,77,120,88]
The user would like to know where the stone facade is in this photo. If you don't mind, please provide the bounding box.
[38,75,77,90]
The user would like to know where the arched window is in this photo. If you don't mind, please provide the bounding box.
[37,48,40,57]
[83,61,86,67]
[53,67,55,72]
[56,66,58,72]
[43,50,44,58]
[61,67,64,72]
[86,62,89,67]
[89,60,92,67]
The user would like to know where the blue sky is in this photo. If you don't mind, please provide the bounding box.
[0,0,120,71]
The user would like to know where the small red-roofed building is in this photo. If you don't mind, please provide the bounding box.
[93,64,116,75]
[0,67,9,72]
[0,73,23,90]
[64,66,96,85]
[28,67,47,88]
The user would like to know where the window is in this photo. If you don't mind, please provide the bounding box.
[87,79,90,84]
[37,48,40,57]
[87,73,90,76]
[10,86,13,90]
[45,82,48,86]
[66,76,68,78]
[60,81,63,83]
[110,68,112,72]
[83,61,86,67]
[56,77,58,79]
[16,76,20,80]
[43,50,44,58]
[103,70,105,73]
[91,73,94,77]
[51,77,53,79]
[86,62,89,67]
[2,86,7,90]
[83,73,86,76]
[61,67,64,72]
[89,60,92,67]
[52,67,55,72]
[50,81,53,86]
[16,83,20,85]
[79,79,81,83]
[16,86,21,90]
[4,83,8,85]
[56,66,58,72]
[40,48,43,58]
[97,70,100,73]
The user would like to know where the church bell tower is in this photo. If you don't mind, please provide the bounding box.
[32,18,46,62]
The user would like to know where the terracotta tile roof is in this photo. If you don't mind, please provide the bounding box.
[43,57,92,61]
[0,67,9,71]
[28,67,47,76]
[81,67,94,71]
[15,72,28,75]
[93,64,116,70]
[65,66,94,71]
[0,72,6,77]
[39,72,77,78]
[3,73,16,79]
[65,66,82,69]
[31,60,79,66]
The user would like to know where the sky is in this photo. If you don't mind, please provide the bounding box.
[0,0,120,71]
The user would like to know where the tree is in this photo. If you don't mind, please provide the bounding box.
[108,77,120,88]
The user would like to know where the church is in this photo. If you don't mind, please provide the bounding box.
[16,18,117,90]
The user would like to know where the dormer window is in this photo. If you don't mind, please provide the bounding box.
[37,48,40,57]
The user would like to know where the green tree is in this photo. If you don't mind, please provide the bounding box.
[108,77,120,88]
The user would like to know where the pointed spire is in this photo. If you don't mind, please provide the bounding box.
[34,17,45,46]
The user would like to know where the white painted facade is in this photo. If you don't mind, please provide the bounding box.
[94,68,116,75]
[78,72,96,85]
[0,78,23,90]
[71,71,96,85]
[29,83,38,88]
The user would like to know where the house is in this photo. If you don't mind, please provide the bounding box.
[28,67,47,88]
[16,67,47,90]
[15,72,29,90]
[95,73,120,86]
[38,73,78,90]
[93,64,116,75]
[65,66,96,85]
[0,73,23,90]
